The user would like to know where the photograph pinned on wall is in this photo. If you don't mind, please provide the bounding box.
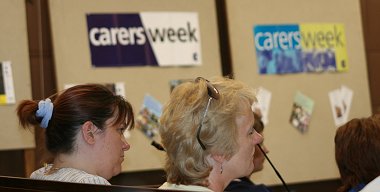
[328,85,353,127]
[289,91,314,134]
[0,61,16,105]
[169,79,192,93]
[251,87,271,125]
[136,94,162,139]
[303,48,337,73]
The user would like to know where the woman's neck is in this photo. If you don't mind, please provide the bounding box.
[52,152,96,175]
[207,166,230,192]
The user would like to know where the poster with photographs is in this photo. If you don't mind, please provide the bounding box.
[289,92,314,133]
[329,85,353,126]
[135,94,162,139]
[0,61,16,105]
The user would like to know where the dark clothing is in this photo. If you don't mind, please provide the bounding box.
[348,183,366,192]
[225,177,272,192]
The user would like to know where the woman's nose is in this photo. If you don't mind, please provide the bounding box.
[121,136,130,151]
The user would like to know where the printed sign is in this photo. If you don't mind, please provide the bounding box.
[254,24,348,74]
[87,12,201,67]
[329,85,353,126]
[0,61,15,104]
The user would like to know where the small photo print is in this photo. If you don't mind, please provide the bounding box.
[103,83,125,97]
[169,79,191,93]
[135,94,162,139]
[289,92,314,134]
[328,85,353,126]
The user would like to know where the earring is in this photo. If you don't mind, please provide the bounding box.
[220,163,223,174]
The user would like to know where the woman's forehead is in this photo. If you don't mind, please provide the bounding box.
[236,107,255,128]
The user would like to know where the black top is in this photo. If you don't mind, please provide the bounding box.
[225,177,272,192]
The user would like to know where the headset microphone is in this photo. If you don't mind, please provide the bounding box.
[151,140,165,152]
[258,144,291,192]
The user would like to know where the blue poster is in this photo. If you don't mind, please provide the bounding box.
[253,24,348,74]
[254,25,303,74]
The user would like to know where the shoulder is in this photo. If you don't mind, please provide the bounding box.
[30,166,49,179]
[159,182,213,191]
[361,176,380,192]
[60,168,110,185]
[30,166,110,185]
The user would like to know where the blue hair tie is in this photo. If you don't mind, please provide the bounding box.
[36,98,54,128]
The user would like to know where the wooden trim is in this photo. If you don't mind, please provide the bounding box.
[0,151,25,177]
[0,175,175,192]
[23,149,35,177]
[111,169,341,192]
[215,0,234,78]
[110,169,166,186]
[24,0,58,173]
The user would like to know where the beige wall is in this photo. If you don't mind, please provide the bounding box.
[226,0,371,185]
[48,0,222,171]
[0,0,34,150]
[48,0,371,185]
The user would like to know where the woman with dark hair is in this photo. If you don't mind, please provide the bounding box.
[17,84,134,185]
[335,114,380,192]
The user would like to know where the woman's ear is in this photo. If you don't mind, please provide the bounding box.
[209,154,226,174]
[211,153,225,164]
[81,121,96,144]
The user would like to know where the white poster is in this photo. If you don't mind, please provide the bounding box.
[140,12,201,66]
[0,61,16,104]
[87,12,201,67]
[252,87,272,125]
[329,85,353,126]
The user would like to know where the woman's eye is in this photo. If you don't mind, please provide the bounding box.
[248,128,255,135]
